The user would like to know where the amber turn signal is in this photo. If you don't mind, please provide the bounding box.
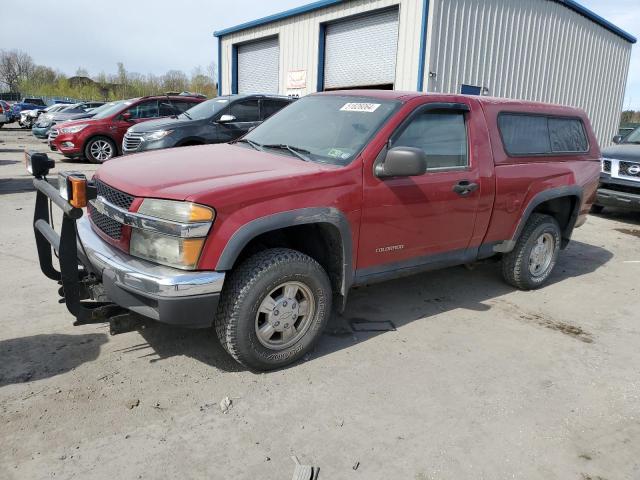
[58,171,88,208]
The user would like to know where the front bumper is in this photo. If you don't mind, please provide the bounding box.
[50,133,82,156]
[77,216,224,327]
[596,174,640,211]
[32,177,224,328]
[32,125,51,138]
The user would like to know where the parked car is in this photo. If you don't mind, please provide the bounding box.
[592,126,640,212]
[123,94,293,154]
[48,95,204,162]
[0,100,16,128]
[12,98,47,120]
[0,100,11,127]
[29,91,600,370]
[21,103,72,130]
[32,101,106,139]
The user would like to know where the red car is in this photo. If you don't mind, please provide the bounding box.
[30,90,600,370]
[48,94,204,163]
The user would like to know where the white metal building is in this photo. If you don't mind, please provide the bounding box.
[214,0,636,145]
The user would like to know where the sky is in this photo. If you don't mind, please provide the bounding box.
[1,0,638,109]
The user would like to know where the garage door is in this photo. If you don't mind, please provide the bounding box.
[323,9,399,90]
[237,37,279,94]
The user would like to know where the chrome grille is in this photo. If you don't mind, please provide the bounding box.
[88,180,135,240]
[123,132,144,151]
[48,128,59,141]
[619,161,640,178]
[602,159,611,173]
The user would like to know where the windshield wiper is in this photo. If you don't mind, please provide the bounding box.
[181,111,192,120]
[236,138,263,151]
[262,144,312,162]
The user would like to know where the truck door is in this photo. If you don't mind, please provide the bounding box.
[358,100,486,274]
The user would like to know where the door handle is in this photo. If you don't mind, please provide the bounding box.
[452,180,479,196]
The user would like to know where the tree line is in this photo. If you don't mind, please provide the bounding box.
[621,110,640,124]
[0,49,217,101]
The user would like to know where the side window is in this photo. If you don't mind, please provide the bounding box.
[549,117,588,152]
[230,99,260,122]
[175,101,196,113]
[261,100,289,120]
[498,114,588,155]
[392,110,468,169]
[127,100,159,119]
[158,100,176,117]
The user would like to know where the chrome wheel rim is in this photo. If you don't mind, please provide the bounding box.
[90,140,113,162]
[255,281,315,350]
[529,232,555,277]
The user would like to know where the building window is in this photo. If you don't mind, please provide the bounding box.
[461,84,482,95]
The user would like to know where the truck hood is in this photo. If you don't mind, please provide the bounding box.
[602,144,640,162]
[95,143,341,203]
[128,116,198,133]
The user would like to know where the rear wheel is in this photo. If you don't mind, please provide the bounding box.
[502,213,561,290]
[84,136,116,163]
[215,248,332,371]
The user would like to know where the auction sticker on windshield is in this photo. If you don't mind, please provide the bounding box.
[340,103,381,113]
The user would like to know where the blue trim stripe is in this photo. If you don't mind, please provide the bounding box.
[317,23,326,91]
[560,0,636,44]
[214,0,343,37]
[212,0,635,44]
[416,0,430,91]
[217,37,222,95]
[231,45,238,94]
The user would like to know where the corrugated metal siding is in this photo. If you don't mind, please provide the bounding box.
[324,8,400,89]
[237,37,280,94]
[219,0,423,96]
[424,0,632,146]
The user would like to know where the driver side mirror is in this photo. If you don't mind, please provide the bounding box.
[121,111,132,121]
[375,147,428,178]
[218,114,236,124]
[612,135,624,144]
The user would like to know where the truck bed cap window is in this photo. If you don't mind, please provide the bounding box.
[498,113,588,156]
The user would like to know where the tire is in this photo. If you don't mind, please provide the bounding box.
[84,136,117,164]
[215,248,332,371]
[0,123,3,128]
[501,213,561,290]
[590,204,604,214]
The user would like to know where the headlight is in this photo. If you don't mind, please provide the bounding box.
[142,130,173,142]
[130,229,205,269]
[60,124,88,134]
[129,199,215,269]
[137,198,215,223]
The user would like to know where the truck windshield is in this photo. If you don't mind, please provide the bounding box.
[242,95,400,165]
[624,127,640,144]
[179,97,230,120]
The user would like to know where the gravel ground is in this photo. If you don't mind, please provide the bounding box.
[1,127,639,480]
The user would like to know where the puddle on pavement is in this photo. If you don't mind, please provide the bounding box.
[615,228,640,239]
[494,300,593,343]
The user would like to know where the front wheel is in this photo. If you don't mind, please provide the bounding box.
[84,136,116,163]
[501,213,561,290]
[215,248,332,370]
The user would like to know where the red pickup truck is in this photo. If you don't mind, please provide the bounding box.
[29,90,600,370]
